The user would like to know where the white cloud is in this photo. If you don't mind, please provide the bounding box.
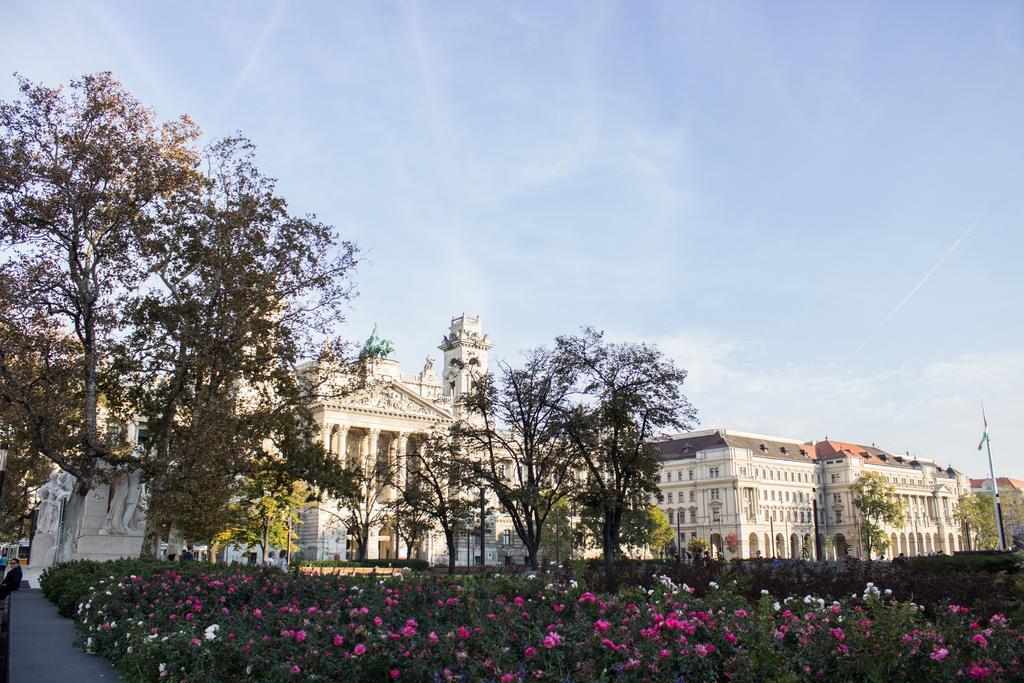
[644,328,1024,476]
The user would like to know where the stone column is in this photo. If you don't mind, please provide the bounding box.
[397,433,410,488]
[337,425,349,466]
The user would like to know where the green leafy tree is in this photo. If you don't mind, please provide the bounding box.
[0,72,199,492]
[852,471,905,558]
[956,493,999,550]
[104,135,358,552]
[214,472,306,563]
[644,506,674,557]
[538,498,575,565]
[556,328,697,573]
[687,537,710,555]
[397,428,475,574]
[460,347,579,570]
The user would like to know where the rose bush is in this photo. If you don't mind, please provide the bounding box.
[43,561,1024,681]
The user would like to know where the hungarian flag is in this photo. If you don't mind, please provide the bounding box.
[978,405,990,451]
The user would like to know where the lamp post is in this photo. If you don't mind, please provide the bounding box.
[478,478,486,571]
[675,508,681,561]
[0,439,9,506]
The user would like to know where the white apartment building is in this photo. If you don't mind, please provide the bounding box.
[652,429,973,560]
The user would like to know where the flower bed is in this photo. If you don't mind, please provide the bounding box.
[45,561,1023,681]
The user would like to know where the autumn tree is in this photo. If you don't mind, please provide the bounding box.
[397,428,475,574]
[460,347,579,570]
[0,73,200,499]
[555,328,697,573]
[214,472,307,564]
[538,498,575,565]
[956,493,998,550]
[851,471,905,558]
[104,135,358,552]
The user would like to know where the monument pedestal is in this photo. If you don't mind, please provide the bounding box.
[31,469,146,567]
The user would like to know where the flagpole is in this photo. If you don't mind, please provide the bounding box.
[980,402,1007,551]
[984,436,1007,551]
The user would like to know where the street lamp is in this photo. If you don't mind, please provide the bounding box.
[0,439,9,504]
[478,476,486,571]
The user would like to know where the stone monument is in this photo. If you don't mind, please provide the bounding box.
[31,461,148,567]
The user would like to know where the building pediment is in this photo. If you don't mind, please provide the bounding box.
[327,381,455,422]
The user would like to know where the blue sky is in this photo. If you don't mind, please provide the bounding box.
[4,1,1023,474]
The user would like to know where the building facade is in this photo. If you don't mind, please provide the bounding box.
[296,314,529,566]
[970,477,1024,549]
[652,429,973,560]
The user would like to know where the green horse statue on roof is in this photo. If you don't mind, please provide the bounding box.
[361,324,395,359]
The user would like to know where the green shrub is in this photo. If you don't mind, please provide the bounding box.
[905,551,1023,574]
[40,558,167,618]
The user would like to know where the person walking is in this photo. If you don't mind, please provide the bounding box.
[0,558,23,600]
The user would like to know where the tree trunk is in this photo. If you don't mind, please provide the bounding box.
[359,528,369,561]
[527,541,539,571]
[444,530,457,575]
[602,515,615,574]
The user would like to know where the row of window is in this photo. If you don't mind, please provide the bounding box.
[665,489,720,504]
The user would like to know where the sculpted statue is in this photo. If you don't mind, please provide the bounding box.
[361,324,395,359]
[36,471,74,537]
[35,472,59,537]
[101,469,145,535]
[121,469,144,532]
[423,355,435,373]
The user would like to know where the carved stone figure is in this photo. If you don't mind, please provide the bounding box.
[101,472,131,535]
[423,355,435,373]
[35,473,59,537]
[121,469,144,532]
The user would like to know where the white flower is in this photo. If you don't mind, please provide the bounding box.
[760,589,769,595]
[159,663,167,678]
[204,624,220,641]
[708,581,719,589]
[884,588,892,596]
[772,602,781,611]
[127,646,132,654]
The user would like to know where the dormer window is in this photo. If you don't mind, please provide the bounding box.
[759,443,768,452]
[780,446,789,455]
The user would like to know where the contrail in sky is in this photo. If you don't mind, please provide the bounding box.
[853,217,981,356]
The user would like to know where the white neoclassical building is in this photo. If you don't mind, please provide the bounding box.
[651,428,973,560]
[296,314,528,566]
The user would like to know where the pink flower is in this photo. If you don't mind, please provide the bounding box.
[542,632,562,649]
[972,634,988,649]
[190,637,201,646]
[724,632,737,645]
[374,616,384,626]
[968,665,992,679]
[594,619,610,632]
[457,626,472,640]
[734,609,748,618]
[290,666,301,674]
[295,630,307,643]
[930,648,949,661]
[501,675,516,683]
[695,643,716,657]
[514,596,524,605]
[428,631,439,645]
[333,635,344,647]
[830,628,845,642]
[524,646,537,658]
[354,643,367,656]
[659,649,672,658]
[389,670,400,679]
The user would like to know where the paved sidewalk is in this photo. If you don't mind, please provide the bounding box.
[9,589,120,682]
